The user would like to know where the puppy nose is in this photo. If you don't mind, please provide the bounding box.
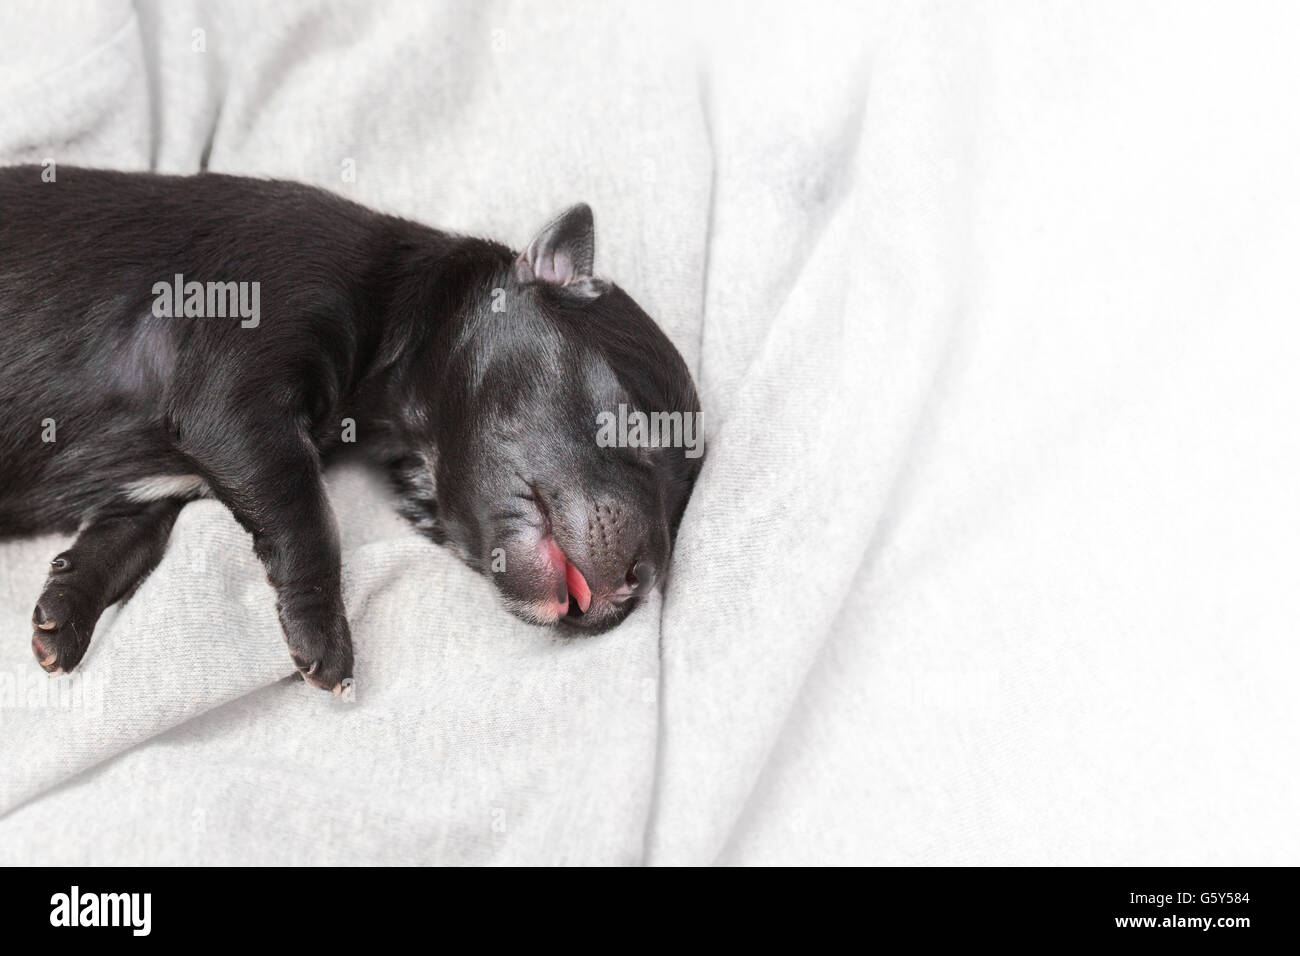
[626,560,655,592]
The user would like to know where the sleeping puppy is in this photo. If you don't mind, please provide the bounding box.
[0,167,703,694]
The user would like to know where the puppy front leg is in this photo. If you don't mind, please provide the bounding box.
[181,423,354,695]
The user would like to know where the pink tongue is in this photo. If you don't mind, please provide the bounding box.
[565,561,592,613]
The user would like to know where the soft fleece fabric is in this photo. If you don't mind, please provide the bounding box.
[0,0,1296,864]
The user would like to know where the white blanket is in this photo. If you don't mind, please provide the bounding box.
[1,0,1296,865]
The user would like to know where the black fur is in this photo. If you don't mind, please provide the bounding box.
[0,166,703,690]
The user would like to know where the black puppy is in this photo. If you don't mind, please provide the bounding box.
[0,167,703,694]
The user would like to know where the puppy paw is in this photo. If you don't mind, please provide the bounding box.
[286,612,354,696]
[30,554,103,673]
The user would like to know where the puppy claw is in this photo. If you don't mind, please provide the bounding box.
[31,574,103,674]
[34,638,61,673]
[286,616,353,696]
[292,659,341,694]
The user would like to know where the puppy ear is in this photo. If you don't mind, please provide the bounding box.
[514,203,595,287]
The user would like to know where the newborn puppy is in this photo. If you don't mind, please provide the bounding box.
[0,167,703,693]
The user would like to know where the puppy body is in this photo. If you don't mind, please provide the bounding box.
[0,167,702,687]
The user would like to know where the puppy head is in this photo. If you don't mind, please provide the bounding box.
[409,205,704,631]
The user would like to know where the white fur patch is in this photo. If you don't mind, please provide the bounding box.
[122,474,210,503]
